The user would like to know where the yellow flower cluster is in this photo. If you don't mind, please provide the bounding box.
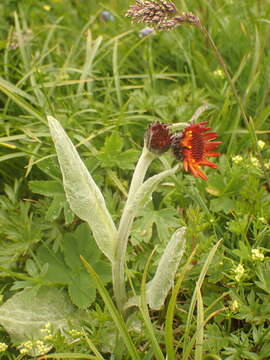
[43,4,51,11]
[18,339,51,355]
[0,343,8,352]
[213,69,225,78]
[68,328,83,338]
[19,340,33,354]
[258,140,265,149]
[234,264,245,282]
[251,248,264,261]
[230,299,239,312]
[232,155,243,164]
[40,322,53,341]
[250,156,259,167]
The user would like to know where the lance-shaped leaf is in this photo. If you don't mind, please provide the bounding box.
[47,115,117,262]
[146,227,186,310]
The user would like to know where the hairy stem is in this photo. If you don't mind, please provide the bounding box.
[113,146,156,312]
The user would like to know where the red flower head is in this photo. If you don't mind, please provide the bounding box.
[171,121,222,180]
[145,122,172,155]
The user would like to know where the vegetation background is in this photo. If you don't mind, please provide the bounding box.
[0,0,270,359]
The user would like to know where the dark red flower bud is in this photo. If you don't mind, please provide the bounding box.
[145,122,172,155]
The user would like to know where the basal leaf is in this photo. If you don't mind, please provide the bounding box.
[63,223,101,270]
[37,246,71,284]
[92,260,112,283]
[47,115,117,262]
[68,271,96,309]
[0,287,83,343]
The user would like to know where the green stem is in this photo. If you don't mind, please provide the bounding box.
[112,146,156,313]
[200,25,270,190]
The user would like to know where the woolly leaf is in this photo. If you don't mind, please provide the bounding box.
[47,115,117,262]
[147,227,186,310]
[0,287,83,343]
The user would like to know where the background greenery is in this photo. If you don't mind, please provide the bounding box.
[1,0,270,359]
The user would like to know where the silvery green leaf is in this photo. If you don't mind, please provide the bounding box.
[48,116,117,262]
[0,287,83,344]
[147,227,186,310]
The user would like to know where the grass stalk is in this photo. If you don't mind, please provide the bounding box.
[200,25,270,190]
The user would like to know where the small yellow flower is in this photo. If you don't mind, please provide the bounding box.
[35,340,51,355]
[234,264,245,282]
[0,343,8,352]
[258,217,267,224]
[43,4,51,11]
[43,334,53,341]
[230,300,239,312]
[265,161,270,170]
[258,140,265,150]
[232,155,243,164]
[20,348,28,355]
[250,156,259,167]
[251,248,264,261]
[69,329,83,337]
[213,69,225,78]
[23,341,33,350]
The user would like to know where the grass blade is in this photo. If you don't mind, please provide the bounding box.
[81,257,141,360]
[113,38,122,107]
[0,84,45,124]
[195,286,204,360]
[182,239,222,360]
[164,249,196,360]
[140,249,165,360]
[82,329,105,360]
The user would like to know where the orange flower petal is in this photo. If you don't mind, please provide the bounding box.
[171,122,222,180]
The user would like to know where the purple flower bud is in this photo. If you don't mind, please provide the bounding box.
[139,27,155,37]
[100,11,115,22]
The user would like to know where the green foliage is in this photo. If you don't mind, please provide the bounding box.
[96,132,139,170]
[1,0,270,358]
[37,223,111,309]
[29,180,74,224]
[0,181,49,270]
[131,207,180,245]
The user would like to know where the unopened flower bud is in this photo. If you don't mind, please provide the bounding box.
[145,122,171,155]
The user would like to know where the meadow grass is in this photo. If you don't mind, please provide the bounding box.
[1,0,270,359]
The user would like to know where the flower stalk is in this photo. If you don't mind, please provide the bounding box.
[113,146,156,312]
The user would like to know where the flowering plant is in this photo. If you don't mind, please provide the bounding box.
[48,108,221,313]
